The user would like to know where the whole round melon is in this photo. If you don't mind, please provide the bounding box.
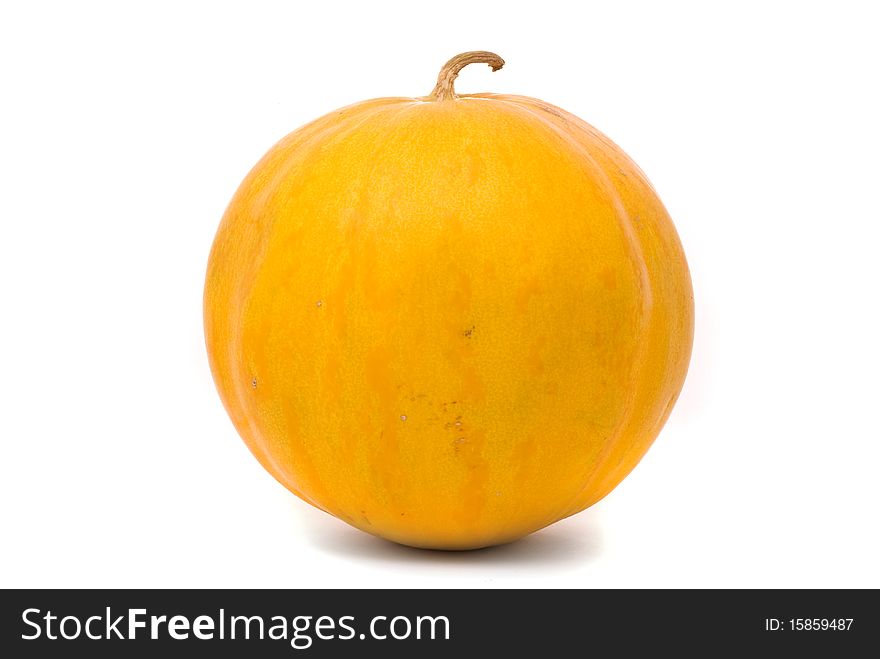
[204,52,694,550]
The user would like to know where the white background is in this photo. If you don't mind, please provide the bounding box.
[2,0,878,588]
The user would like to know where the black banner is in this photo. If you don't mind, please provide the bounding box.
[1,589,875,656]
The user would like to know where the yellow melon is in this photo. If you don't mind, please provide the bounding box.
[204,52,694,550]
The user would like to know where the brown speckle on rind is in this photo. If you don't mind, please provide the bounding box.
[539,103,564,119]
[444,417,464,431]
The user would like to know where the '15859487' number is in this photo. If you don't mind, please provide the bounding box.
[790,619,853,631]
